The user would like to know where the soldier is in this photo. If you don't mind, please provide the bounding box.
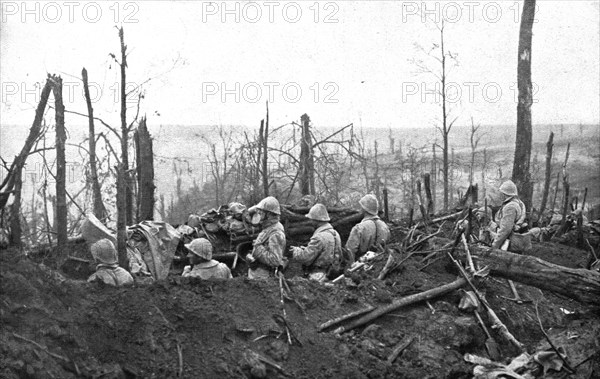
[246,196,286,279]
[346,194,390,261]
[182,238,232,279]
[289,203,342,282]
[490,180,530,252]
[87,239,134,286]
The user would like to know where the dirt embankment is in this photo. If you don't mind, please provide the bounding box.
[1,234,599,378]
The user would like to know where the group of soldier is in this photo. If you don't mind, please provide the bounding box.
[183,193,391,282]
[86,180,531,286]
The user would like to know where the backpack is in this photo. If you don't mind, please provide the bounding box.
[325,229,353,279]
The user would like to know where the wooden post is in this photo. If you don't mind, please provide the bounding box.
[52,75,68,254]
[538,132,554,218]
[82,67,107,221]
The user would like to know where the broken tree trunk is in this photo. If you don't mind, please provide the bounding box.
[116,164,128,268]
[118,26,133,225]
[134,117,155,222]
[51,75,68,254]
[538,132,554,218]
[332,277,467,334]
[82,67,107,221]
[3,78,53,247]
[470,247,600,306]
[512,0,536,211]
[263,102,269,197]
[423,173,433,215]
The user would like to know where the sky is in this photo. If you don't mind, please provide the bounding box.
[1,0,599,132]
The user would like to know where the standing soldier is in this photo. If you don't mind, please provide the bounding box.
[246,196,286,279]
[346,194,390,261]
[490,180,530,252]
[289,203,341,282]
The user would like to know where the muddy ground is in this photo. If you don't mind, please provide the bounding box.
[1,227,599,378]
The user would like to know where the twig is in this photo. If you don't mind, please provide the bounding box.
[387,336,415,364]
[12,333,69,362]
[278,273,292,345]
[419,255,446,271]
[447,251,525,352]
[153,305,175,331]
[318,305,376,332]
[256,354,291,377]
[533,295,575,374]
[461,233,476,272]
[177,343,183,377]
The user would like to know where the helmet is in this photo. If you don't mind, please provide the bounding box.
[185,238,213,260]
[90,238,118,265]
[499,180,518,196]
[359,194,379,215]
[188,214,202,228]
[306,203,330,222]
[229,202,246,215]
[249,196,281,215]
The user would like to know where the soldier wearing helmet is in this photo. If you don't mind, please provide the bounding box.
[289,203,342,282]
[490,180,528,250]
[246,196,286,279]
[182,238,232,279]
[87,239,134,286]
[345,194,390,261]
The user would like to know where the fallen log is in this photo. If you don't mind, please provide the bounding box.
[332,277,467,334]
[470,247,600,306]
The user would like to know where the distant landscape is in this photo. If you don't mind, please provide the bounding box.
[1,121,598,224]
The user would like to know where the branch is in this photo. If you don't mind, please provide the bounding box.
[50,106,121,140]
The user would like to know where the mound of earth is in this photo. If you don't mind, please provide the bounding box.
[1,234,599,378]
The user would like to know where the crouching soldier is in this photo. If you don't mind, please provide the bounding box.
[87,239,134,286]
[246,196,286,279]
[346,194,390,261]
[182,238,232,279]
[289,204,342,282]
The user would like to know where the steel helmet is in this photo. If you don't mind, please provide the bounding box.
[306,203,330,222]
[187,214,202,228]
[185,238,213,260]
[359,194,379,215]
[228,202,246,215]
[90,238,118,265]
[249,196,281,215]
[499,180,518,196]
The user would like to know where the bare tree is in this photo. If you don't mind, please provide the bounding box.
[512,0,536,211]
[412,19,459,211]
[82,67,108,221]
